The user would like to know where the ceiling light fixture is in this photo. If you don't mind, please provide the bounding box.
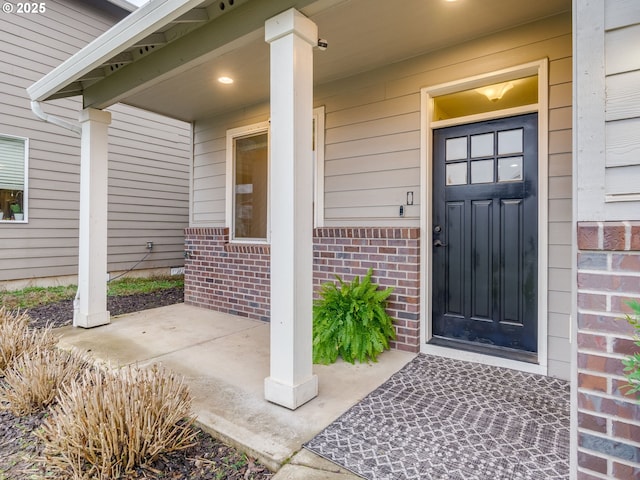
[476,82,514,102]
[218,76,234,84]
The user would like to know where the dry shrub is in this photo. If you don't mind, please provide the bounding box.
[0,348,88,415]
[0,307,57,374]
[38,364,197,479]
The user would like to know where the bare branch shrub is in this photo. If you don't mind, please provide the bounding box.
[0,348,89,415]
[0,307,57,374]
[38,364,197,479]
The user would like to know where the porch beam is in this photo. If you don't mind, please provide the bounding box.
[73,108,111,329]
[82,0,317,110]
[264,8,318,410]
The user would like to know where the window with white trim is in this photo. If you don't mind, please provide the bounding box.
[0,134,28,222]
[225,108,325,242]
[231,126,269,240]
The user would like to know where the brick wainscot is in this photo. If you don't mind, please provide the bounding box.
[576,221,640,479]
[184,227,421,353]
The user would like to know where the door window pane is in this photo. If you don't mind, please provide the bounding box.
[498,129,523,155]
[498,156,523,182]
[445,137,467,161]
[234,132,268,239]
[446,162,467,185]
[471,133,494,158]
[471,159,494,184]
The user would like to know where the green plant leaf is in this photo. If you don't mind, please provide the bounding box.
[620,300,640,401]
[312,268,396,365]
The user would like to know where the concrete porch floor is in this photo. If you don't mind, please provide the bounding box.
[56,303,415,478]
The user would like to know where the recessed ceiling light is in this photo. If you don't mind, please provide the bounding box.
[218,76,234,84]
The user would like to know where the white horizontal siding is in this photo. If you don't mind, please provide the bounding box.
[0,1,191,283]
[604,16,640,204]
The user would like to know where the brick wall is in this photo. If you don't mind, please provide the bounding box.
[313,227,421,352]
[576,221,640,479]
[184,228,271,321]
[184,226,421,353]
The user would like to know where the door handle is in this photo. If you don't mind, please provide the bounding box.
[433,239,448,247]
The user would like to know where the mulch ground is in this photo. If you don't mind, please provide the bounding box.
[0,288,273,480]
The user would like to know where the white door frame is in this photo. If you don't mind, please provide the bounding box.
[419,59,549,375]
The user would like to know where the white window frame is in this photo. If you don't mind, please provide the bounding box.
[225,121,271,243]
[313,106,326,228]
[225,107,326,241]
[0,133,29,224]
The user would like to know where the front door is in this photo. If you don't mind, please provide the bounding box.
[431,114,538,362]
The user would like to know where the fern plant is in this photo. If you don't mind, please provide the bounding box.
[313,268,396,364]
[622,300,640,400]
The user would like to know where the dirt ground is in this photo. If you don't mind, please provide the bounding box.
[0,288,272,480]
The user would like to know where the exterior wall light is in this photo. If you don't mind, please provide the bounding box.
[476,82,514,102]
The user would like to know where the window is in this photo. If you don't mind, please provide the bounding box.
[0,134,28,222]
[225,108,325,242]
[226,122,270,241]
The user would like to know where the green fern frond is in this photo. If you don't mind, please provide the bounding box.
[312,268,396,365]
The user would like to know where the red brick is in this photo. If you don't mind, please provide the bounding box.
[577,451,608,474]
[578,353,626,376]
[578,373,608,393]
[611,254,640,272]
[579,313,635,336]
[612,420,640,442]
[631,223,640,250]
[578,222,601,250]
[577,332,608,351]
[187,227,421,352]
[577,470,605,480]
[612,337,639,356]
[578,272,615,290]
[603,223,627,251]
[578,272,640,293]
[577,411,607,434]
[610,296,640,315]
[613,461,640,480]
[579,392,640,420]
[578,293,607,311]
[611,378,636,397]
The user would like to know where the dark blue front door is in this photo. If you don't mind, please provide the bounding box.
[431,114,538,361]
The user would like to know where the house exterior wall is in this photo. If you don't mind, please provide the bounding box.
[575,223,640,478]
[574,1,640,478]
[185,227,421,352]
[189,13,572,376]
[0,0,191,285]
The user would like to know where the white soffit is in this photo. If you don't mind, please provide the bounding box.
[27,0,206,102]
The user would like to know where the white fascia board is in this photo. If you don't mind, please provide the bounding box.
[107,0,138,12]
[27,0,204,103]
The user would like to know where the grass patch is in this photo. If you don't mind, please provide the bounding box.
[0,276,184,310]
[107,275,184,297]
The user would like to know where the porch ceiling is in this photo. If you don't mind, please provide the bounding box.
[33,0,571,122]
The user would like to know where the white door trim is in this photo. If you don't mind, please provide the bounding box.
[419,59,549,376]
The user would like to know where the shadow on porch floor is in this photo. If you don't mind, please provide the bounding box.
[56,303,415,476]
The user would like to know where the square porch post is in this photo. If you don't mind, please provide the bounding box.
[73,108,111,328]
[264,8,318,409]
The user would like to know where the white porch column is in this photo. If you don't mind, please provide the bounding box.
[264,8,318,409]
[73,108,111,328]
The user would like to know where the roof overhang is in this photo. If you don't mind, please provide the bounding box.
[28,0,572,122]
[27,0,207,103]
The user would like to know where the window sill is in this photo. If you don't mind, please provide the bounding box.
[1,219,27,224]
[224,242,270,254]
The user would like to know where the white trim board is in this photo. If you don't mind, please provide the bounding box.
[419,59,549,377]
